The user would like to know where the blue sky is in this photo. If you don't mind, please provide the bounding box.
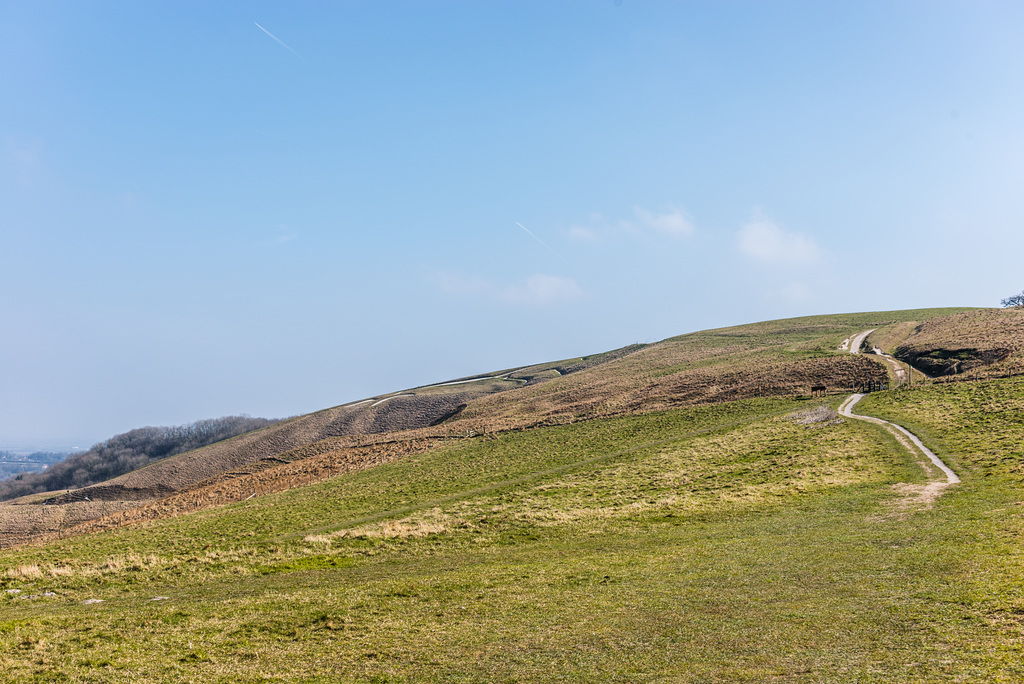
[3,1,1023,449]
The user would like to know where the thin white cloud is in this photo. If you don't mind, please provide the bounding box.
[567,225,598,241]
[634,206,695,237]
[257,225,298,246]
[274,224,298,244]
[432,272,584,307]
[737,216,821,263]
[433,272,490,297]
[499,273,583,305]
[115,191,138,211]
[566,204,696,241]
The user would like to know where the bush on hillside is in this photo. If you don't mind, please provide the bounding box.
[0,416,279,501]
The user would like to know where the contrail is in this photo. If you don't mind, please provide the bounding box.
[515,221,566,263]
[254,21,305,61]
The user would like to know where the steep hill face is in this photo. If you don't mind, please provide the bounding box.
[2,307,998,547]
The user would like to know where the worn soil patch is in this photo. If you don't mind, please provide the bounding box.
[875,482,953,520]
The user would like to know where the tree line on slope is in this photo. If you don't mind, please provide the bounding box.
[0,416,280,502]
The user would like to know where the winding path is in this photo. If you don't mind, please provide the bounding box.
[838,393,959,484]
[870,347,909,384]
[840,329,959,489]
[845,328,876,354]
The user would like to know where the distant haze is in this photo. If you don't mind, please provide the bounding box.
[0,445,80,456]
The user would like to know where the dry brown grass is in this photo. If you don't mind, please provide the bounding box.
[0,309,969,548]
[304,507,451,544]
[787,405,844,426]
[455,345,886,432]
[0,499,140,549]
[4,563,44,580]
[891,308,1024,379]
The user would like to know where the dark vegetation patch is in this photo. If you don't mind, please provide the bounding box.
[896,346,1012,376]
[0,416,280,503]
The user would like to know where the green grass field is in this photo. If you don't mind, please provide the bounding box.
[4,378,1024,682]
[857,376,1024,479]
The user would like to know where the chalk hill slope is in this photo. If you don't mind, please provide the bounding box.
[8,306,1024,547]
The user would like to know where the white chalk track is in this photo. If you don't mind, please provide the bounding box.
[839,329,959,485]
[839,393,959,484]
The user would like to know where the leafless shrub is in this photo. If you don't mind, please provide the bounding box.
[788,406,844,427]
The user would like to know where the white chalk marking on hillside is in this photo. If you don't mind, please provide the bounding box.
[415,372,520,390]
[343,400,373,408]
[370,394,415,407]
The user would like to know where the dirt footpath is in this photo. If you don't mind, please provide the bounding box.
[838,392,959,516]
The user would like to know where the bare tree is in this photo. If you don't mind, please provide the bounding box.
[1002,291,1024,308]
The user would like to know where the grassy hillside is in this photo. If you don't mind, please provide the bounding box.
[2,381,1024,681]
[4,305,1024,681]
[453,309,959,428]
[857,375,1024,480]
[0,307,994,548]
